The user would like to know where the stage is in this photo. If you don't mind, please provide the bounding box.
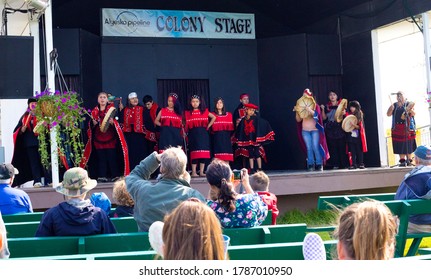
[23,166,412,214]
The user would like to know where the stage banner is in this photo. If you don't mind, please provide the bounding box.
[102,9,255,39]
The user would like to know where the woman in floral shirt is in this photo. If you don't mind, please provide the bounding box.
[206,159,268,228]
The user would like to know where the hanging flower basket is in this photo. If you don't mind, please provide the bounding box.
[40,99,56,118]
[34,90,89,169]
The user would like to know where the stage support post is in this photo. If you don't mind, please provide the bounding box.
[422,13,431,126]
[43,1,59,188]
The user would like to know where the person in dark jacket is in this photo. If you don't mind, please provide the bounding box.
[394,145,431,233]
[35,167,117,237]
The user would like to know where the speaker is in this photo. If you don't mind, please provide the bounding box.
[0,36,34,98]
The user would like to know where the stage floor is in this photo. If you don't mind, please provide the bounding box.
[23,166,412,213]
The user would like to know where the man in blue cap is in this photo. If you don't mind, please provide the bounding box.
[395,145,431,233]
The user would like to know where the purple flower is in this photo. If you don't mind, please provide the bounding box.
[51,121,58,127]
[61,98,67,103]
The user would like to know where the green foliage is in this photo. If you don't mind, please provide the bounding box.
[277,208,338,227]
[33,90,88,168]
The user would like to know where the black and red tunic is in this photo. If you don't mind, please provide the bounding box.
[119,105,146,169]
[211,112,234,162]
[185,109,211,160]
[158,107,183,153]
[233,115,275,161]
[121,105,145,133]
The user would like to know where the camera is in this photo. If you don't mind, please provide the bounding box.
[233,170,242,180]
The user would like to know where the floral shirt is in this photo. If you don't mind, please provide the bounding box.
[207,193,268,228]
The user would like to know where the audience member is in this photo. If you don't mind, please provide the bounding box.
[206,159,268,228]
[161,199,226,260]
[250,171,279,225]
[333,200,397,260]
[35,167,117,236]
[126,147,205,232]
[394,145,431,233]
[0,163,33,215]
[90,192,112,216]
[110,177,134,217]
[0,212,10,259]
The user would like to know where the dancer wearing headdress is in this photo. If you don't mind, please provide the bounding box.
[234,103,275,173]
[295,88,329,171]
[118,92,147,169]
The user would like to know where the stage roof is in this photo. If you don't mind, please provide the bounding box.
[52,0,372,37]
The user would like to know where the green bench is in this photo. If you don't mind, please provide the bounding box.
[317,192,396,210]
[7,223,307,258]
[317,193,431,257]
[11,240,339,260]
[4,216,138,238]
[2,212,45,223]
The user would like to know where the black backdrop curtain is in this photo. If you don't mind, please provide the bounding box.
[40,75,81,94]
[157,79,210,110]
[308,75,343,105]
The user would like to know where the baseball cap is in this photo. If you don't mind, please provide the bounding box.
[0,164,19,180]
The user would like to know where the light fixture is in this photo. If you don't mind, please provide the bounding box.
[25,0,49,11]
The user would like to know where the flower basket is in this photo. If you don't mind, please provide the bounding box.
[34,90,89,169]
[40,99,56,117]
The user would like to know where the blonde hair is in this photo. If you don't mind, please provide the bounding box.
[250,171,270,192]
[162,200,226,260]
[333,200,397,260]
[160,146,187,179]
[112,178,134,207]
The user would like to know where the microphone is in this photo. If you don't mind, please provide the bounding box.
[302,233,327,260]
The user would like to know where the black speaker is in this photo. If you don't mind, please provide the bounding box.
[0,36,34,98]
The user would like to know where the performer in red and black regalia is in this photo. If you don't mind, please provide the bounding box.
[12,97,51,188]
[211,97,235,163]
[142,95,161,158]
[154,93,184,153]
[81,92,129,183]
[233,93,249,127]
[234,103,275,173]
[185,95,216,177]
[118,92,147,170]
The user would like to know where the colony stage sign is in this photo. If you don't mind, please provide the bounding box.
[102,9,255,39]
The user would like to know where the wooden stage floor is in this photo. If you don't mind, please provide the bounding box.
[23,166,412,214]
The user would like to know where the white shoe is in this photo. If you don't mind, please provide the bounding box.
[33,182,43,188]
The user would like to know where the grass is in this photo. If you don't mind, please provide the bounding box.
[277,208,338,227]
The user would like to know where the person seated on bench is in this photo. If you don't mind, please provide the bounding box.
[334,200,397,260]
[110,177,134,217]
[395,145,431,233]
[0,212,10,259]
[0,163,33,215]
[149,199,227,260]
[250,171,279,225]
[35,167,117,237]
[126,147,205,232]
[205,159,268,228]
[90,192,111,216]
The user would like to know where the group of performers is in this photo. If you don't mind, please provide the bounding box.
[12,91,275,186]
[11,88,415,186]
[294,88,416,171]
[295,88,369,171]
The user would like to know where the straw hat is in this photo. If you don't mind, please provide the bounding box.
[341,115,358,132]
